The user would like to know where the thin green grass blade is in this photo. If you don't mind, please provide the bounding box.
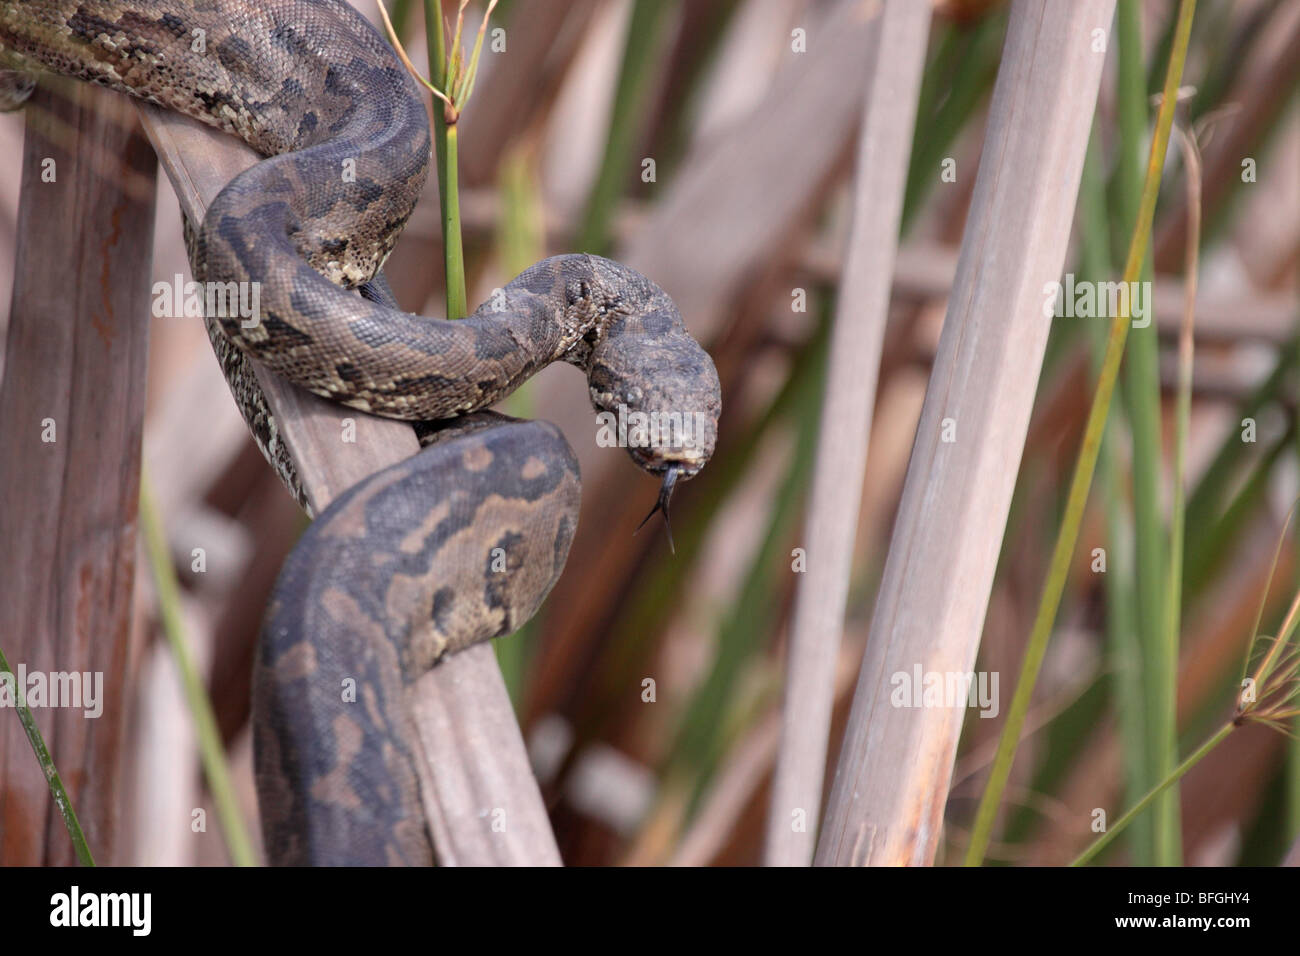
[1080,125,1149,860]
[0,646,95,865]
[140,473,258,867]
[1116,0,1179,866]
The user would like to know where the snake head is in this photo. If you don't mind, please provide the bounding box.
[587,314,720,478]
[584,269,722,550]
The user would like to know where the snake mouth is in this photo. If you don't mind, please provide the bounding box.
[628,443,707,480]
[634,464,683,554]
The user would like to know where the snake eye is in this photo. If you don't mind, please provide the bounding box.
[566,280,596,308]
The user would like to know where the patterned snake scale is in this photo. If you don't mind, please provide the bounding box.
[0,0,721,864]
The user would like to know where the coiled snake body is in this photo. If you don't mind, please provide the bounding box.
[1,0,720,865]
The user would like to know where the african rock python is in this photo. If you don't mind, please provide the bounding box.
[0,0,720,865]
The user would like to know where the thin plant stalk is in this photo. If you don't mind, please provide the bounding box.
[1246,530,1300,688]
[382,0,497,317]
[963,0,1198,867]
[442,122,467,317]
[139,474,258,867]
[418,0,458,316]
[1072,721,1233,866]
[1076,505,1300,865]
[1079,129,1147,853]
[0,646,94,865]
[422,0,449,270]
[1116,0,1177,866]
[1158,118,1202,850]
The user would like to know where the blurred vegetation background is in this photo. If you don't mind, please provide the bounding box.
[1,0,1297,866]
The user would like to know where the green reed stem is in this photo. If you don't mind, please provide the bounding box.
[0,645,94,865]
[963,0,1198,868]
[442,122,467,318]
[1072,721,1232,866]
[140,474,257,867]
[420,0,465,318]
[1079,127,1148,859]
[1117,0,1181,866]
[1155,124,1202,868]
